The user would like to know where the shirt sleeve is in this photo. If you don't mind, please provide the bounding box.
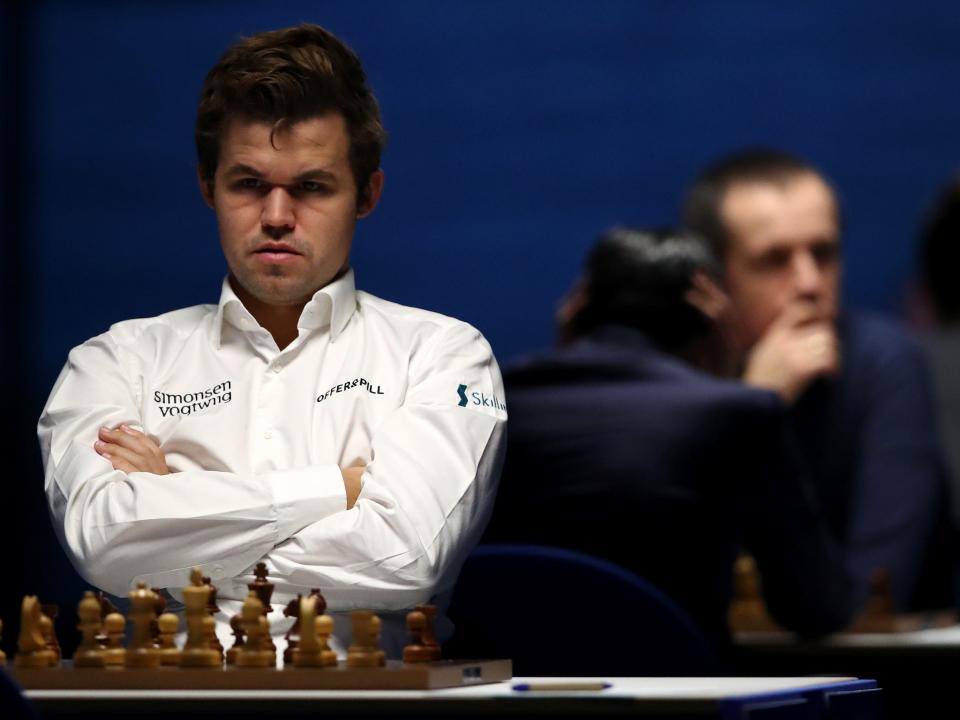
[38,332,347,597]
[842,331,950,608]
[260,322,508,610]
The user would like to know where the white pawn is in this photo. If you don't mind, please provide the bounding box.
[102,612,126,667]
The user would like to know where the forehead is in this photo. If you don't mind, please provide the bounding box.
[721,173,839,255]
[218,114,351,174]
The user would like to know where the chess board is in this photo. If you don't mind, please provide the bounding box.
[11,659,513,690]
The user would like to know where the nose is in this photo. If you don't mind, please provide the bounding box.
[261,187,295,238]
[792,249,823,299]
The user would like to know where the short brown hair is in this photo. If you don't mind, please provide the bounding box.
[195,24,387,207]
[682,148,837,257]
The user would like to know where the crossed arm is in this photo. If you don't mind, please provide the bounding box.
[41,323,506,602]
[94,425,363,509]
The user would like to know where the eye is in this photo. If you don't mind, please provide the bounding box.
[812,241,839,265]
[238,178,263,189]
[757,248,791,270]
[300,180,331,194]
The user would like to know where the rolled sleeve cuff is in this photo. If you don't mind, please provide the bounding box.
[265,464,346,541]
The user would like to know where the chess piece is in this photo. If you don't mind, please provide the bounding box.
[247,562,276,653]
[41,603,62,663]
[203,577,222,614]
[96,592,117,648]
[415,604,442,661]
[127,583,161,668]
[157,613,181,666]
[74,591,106,668]
[16,596,57,668]
[102,612,127,667]
[282,596,301,666]
[402,609,432,663]
[347,610,385,668]
[235,591,274,668]
[292,595,322,667]
[36,613,59,667]
[202,576,224,659]
[225,613,245,665]
[316,614,337,667]
[0,618,6,666]
[150,588,166,647]
[204,614,223,662]
[180,567,221,667]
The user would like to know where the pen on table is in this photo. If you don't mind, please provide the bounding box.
[511,682,613,692]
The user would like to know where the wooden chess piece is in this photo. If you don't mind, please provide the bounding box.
[316,614,337,667]
[96,592,118,649]
[126,583,161,668]
[0,618,6,667]
[150,588,166,647]
[202,577,224,659]
[157,613,181,666]
[235,591,274,668]
[347,610,385,668]
[247,562,276,653]
[73,591,106,669]
[415,604,442,661]
[202,577,222,614]
[292,595,322,667]
[283,596,301,666]
[102,612,127,667]
[179,567,221,668]
[16,596,57,668]
[402,610,432,663]
[225,613,245,665]
[41,603,62,663]
[203,614,223,663]
[36,613,58,667]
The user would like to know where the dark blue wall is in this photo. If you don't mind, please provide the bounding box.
[19,0,960,392]
[4,0,960,649]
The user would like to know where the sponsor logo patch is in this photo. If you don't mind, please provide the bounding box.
[317,377,385,403]
[456,383,506,412]
[153,380,232,417]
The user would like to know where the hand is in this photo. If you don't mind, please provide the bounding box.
[95,425,170,475]
[742,301,839,403]
[340,463,366,510]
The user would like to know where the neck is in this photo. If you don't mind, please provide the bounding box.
[229,277,305,350]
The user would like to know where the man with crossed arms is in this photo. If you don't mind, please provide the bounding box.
[38,24,507,658]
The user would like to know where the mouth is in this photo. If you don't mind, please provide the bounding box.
[253,243,302,263]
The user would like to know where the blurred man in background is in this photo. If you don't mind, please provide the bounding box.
[683,149,954,612]
[485,227,860,650]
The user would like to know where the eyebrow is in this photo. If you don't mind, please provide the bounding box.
[223,164,339,183]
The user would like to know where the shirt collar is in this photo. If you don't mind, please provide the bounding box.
[214,269,358,348]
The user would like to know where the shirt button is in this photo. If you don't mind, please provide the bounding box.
[210,566,225,581]
[263,431,272,440]
[271,363,282,374]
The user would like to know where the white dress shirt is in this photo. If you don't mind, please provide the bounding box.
[38,269,507,657]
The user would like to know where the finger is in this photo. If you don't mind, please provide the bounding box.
[99,426,156,455]
[95,441,149,470]
[769,300,830,333]
[109,457,138,473]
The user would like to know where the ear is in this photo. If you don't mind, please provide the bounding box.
[684,272,730,321]
[197,166,215,208]
[555,280,588,331]
[356,169,384,219]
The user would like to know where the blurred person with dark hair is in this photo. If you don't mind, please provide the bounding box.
[485,227,860,650]
[919,177,960,537]
[37,24,506,659]
[683,149,954,613]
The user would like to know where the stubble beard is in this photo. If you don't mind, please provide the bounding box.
[232,264,319,308]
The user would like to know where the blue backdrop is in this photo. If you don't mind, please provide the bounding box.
[3,0,960,646]
[17,0,960,393]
